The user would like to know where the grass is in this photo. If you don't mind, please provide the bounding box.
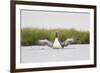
[21,28,89,46]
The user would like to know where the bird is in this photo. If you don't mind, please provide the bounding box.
[37,32,76,49]
[52,32,62,49]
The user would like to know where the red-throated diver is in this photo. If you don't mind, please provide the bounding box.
[37,32,76,49]
[53,32,62,49]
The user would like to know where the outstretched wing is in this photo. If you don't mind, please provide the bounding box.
[37,39,53,47]
[61,38,76,48]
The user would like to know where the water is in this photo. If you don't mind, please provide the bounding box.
[21,44,90,63]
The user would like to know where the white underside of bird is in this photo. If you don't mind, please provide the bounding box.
[53,38,62,49]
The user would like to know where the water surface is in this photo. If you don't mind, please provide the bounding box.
[21,44,89,63]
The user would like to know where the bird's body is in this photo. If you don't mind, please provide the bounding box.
[37,32,76,49]
[53,37,62,49]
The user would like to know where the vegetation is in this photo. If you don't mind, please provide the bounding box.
[21,28,89,46]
